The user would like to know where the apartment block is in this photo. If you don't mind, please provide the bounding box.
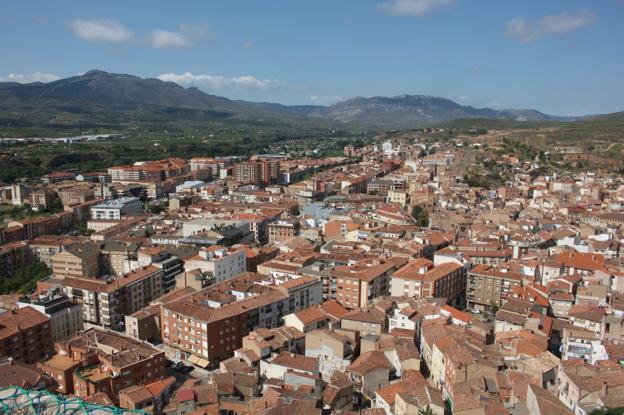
[57,186,96,206]
[0,242,33,277]
[184,246,246,283]
[29,236,82,267]
[61,265,164,328]
[233,159,280,186]
[90,197,143,220]
[17,288,83,342]
[268,219,300,243]
[161,273,322,366]
[39,328,166,404]
[466,264,523,311]
[108,158,189,183]
[50,243,100,279]
[8,211,75,240]
[333,261,400,309]
[0,307,54,364]
[29,187,57,210]
[391,259,465,306]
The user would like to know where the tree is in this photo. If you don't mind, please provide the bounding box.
[147,204,164,214]
[77,223,94,236]
[590,408,624,415]
[49,193,63,213]
[418,405,435,415]
[411,205,429,227]
[0,261,51,294]
[490,300,499,315]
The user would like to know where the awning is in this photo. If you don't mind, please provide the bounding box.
[187,355,200,364]
[195,358,210,368]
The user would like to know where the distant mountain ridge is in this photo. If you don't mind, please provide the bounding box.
[308,94,557,127]
[0,70,590,130]
[0,70,249,115]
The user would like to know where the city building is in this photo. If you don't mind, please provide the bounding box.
[161,273,322,365]
[50,243,100,279]
[61,265,164,328]
[28,235,82,267]
[17,288,83,342]
[39,328,166,404]
[0,307,54,364]
[268,219,300,243]
[29,187,57,211]
[466,264,524,311]
[183,246,246,283]
[390,260,465,306]
[0,242,33,278]
[233,158,281,186]
[108,158,189,183]
[90,197,143,220]
[333,261,401,309]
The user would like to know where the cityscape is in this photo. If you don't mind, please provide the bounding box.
[1,1,624,415]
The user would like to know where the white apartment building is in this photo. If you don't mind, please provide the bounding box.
[90,197,143,220]
[184,247,246,283]
[17,289,83,342]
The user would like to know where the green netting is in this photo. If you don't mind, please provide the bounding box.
[0,386,147,415]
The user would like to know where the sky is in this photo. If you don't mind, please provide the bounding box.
[1,0,623,115]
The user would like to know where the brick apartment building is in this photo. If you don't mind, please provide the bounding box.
[333,260,404,309]
[190,157,234,176]
[0,241,33,277]
[61,265,164,328]
[0,307,54,364]
[108,158,190,183]
[8,211,75,240]
[38,328,166,403]
[391,259,466,306]
[233,159,281,186]
[161,272,322,366]
[466,264,524,311]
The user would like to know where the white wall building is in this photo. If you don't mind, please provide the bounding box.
[17,289,83,342]
[184,247,246,283]
[90,197,143,220]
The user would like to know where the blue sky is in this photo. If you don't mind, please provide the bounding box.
[1,0,623,115]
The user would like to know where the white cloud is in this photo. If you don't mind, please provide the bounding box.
[309,95,343,104]
[68,19,133,43]
[157,72,280,92]
[148,23,209,48]
[505,11,596,43]
[377,0,455,17]
[149,30,191,48]
[0,72,60,83]
[505,18,540,43]
[540,11,596,34]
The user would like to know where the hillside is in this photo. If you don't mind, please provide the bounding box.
[0,70,330,136]
[0,70,609,135]
[308,95,556,128]
[434,112,624,143]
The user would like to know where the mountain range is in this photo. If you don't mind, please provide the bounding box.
[0,70,587,131]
